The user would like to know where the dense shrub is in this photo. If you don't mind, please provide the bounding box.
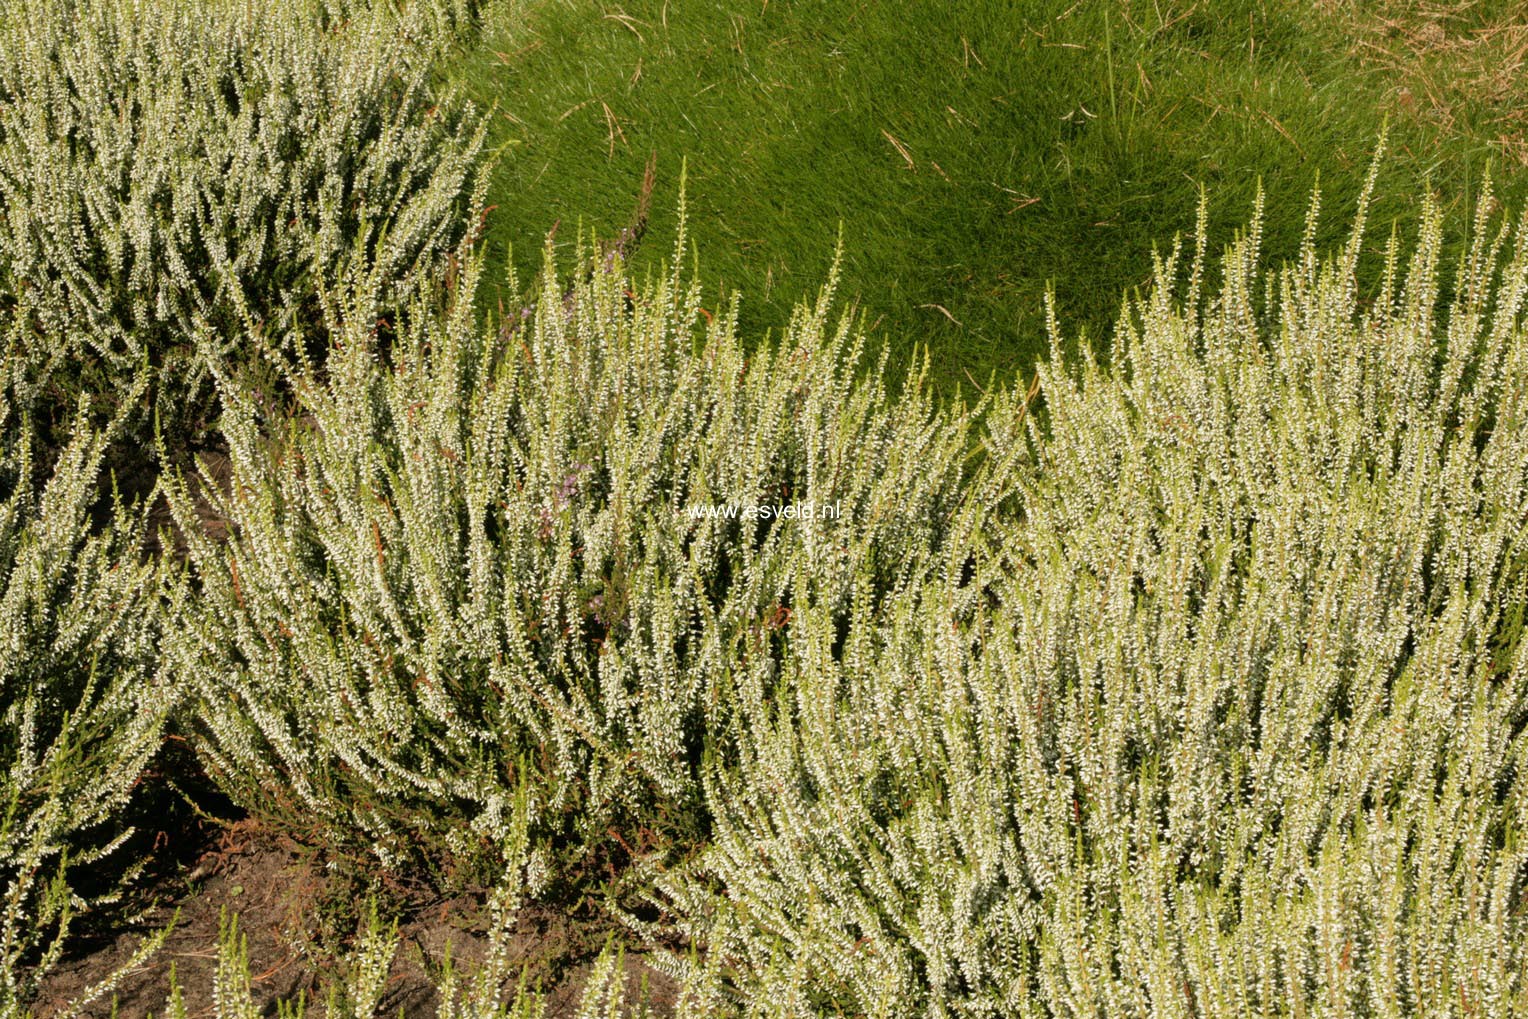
[6,7,1527,1005]
[159,206,997,889]
[0,384,172,1016]
[0,0,488,461]
[648,180,1528,1016]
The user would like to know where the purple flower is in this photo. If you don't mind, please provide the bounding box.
[552,463,592,508]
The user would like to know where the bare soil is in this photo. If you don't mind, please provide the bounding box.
[33,819,678,1018]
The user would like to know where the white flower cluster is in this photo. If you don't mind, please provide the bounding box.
[5,2,1527,1008]
[0,0,487,451]
[649,173,1528,1017]
[159,194,982,889]
[0,382,172,1018]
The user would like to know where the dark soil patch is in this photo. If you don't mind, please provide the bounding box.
[32,821,678,1018]
[141,444,237,562]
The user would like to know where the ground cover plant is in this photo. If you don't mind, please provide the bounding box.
[160,205,993,885]
[646,173,1528,1016]
[19,172,1528,1018]
[455,0,1528,395]
[0,382,173,1016]
[0,0,489,471]
[2,0,1528,1016]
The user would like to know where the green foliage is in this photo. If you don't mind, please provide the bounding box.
[0,0,489,460]
[146,898,662,1019]
[4,3,1528,1013]
[646,176,1528,1016]
[152,910,306,1019]
[160,179,993,889]
[0,384,173,1017]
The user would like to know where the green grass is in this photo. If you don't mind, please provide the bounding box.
[452,0,1528,396]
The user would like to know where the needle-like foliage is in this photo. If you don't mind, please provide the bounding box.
[159,178,992,890]
[0,382,172,1018]
[0,0,488,461]
[649,176,1528,1017]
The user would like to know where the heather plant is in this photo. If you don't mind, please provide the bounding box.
[0,0,489,463]
[151,880,547,1018]
[0,382,173,1017]
[159,189,990,892]
[647,175,1528,1016]
[148,899,668,1019]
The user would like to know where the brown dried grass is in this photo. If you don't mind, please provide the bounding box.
[1321,0,1528,165]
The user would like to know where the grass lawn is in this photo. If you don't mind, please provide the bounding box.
[454,0,1528,396]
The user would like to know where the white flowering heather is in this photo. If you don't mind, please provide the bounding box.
[152,879,547,1018]
[650,181,1528,1017]
[570,941,667,1019]
[159,204,986,883]
[0,391,172,1018]
[0,0,488,452]
[152,900,664,1019]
